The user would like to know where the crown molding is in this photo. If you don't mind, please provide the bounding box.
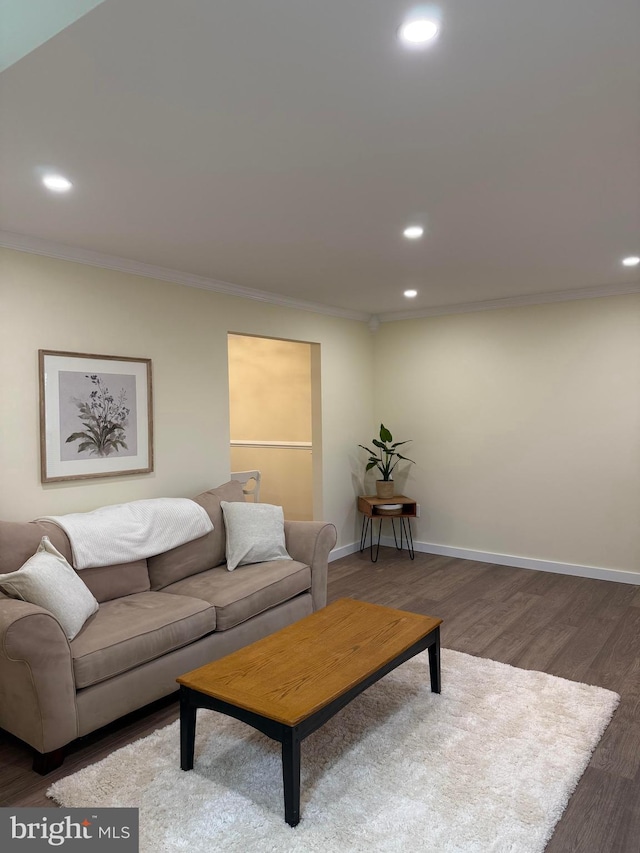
[0,231,370,323]
[377,280,640,322]
[2,230,638,325]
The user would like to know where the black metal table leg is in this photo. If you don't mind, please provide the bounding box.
[370,518,383,561]
[428,627,441,693]
[401,517,415,560]
[390,516,415,558]
[360,515,381,562]
[391,517,400,549]
[359,515,370,552]
[180,687,197,770]
[282,729,301,827]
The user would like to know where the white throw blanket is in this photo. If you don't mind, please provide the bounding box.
[40,498,213,569]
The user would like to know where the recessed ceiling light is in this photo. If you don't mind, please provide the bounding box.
[403,225,424,239]
[42,173,72,192]
[404,289,418,298]
[398,18,440,47]
[622,256,640,267]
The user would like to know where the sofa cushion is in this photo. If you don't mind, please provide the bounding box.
[70,591,216,688]
[161,560,311,631]
[0,537,99,641]
[147,481,246,590]
[0,519,150,603]
[73,561,151,603]
[220,501,292,571]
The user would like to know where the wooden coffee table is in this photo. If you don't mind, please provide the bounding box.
[177,597,442,826]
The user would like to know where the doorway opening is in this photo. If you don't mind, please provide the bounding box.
[227,334,321,521]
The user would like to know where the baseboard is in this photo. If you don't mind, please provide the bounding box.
[329,541,361,562]
[331,537,640,586]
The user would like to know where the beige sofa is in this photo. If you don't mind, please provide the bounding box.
[0,481,336,773]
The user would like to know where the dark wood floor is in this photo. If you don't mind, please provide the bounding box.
[2,548,639,850]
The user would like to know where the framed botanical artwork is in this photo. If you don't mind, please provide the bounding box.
[39,350,153,483]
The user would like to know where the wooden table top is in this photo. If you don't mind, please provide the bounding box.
[358,494,414,505]
[177,597,441,726]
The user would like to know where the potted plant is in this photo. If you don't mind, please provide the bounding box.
[359,424,414,499]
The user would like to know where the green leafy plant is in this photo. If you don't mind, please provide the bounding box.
[358,424,414,481]
[66,374,130,457]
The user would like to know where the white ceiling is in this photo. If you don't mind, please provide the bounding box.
[1,0,639,322]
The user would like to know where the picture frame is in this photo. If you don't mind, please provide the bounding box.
[39,350,153,483]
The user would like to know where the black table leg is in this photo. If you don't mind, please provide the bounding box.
[282,729,301,827]
[391,517,400,549]
[180,687,197,771]
[371,518,384,562]
[361,514,382,562]
[428,627,441,693]
[402,517,415,560]
[359,515,370,552]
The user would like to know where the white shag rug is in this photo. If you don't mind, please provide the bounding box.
[48,649,619,853]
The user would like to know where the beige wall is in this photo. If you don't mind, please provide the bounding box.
[228,335,312,441]
[2,247,638,573]
[374,295,640,574]
[230,445,313,521]
[0,248,375,548]
[229,334,313,520]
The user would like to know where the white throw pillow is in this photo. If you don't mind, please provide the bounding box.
[0,537,99,640]
[220,501,292,571]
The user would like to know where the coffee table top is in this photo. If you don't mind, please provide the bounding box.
[177,597,441,726]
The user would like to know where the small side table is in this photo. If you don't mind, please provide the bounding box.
[358,495,416,563]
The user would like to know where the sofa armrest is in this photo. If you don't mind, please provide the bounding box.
[0,597,78,754]
[284,521,337,611]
